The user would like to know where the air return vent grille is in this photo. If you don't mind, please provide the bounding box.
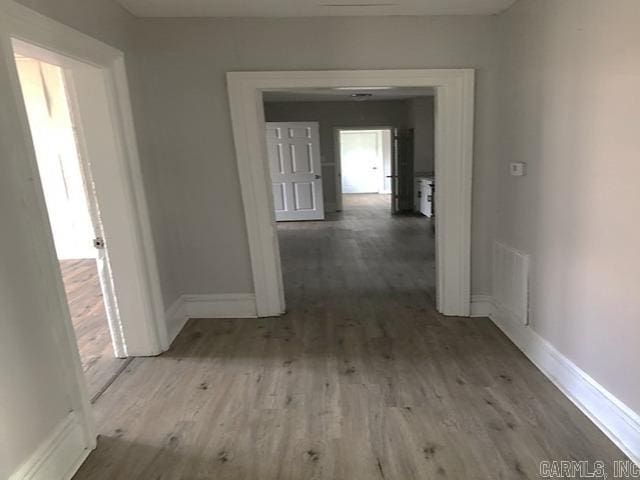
[492,241,530,325]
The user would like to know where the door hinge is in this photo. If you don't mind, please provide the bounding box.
[93,237,105,249]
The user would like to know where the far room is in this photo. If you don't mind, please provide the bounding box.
[262,87,439,306]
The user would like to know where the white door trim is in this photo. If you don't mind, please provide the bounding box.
[227,69,474,317]
[0,0,168,453]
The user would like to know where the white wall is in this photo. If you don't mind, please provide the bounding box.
[132,16,502,298]
[1,1,136,477]
[16,57,96,260]
[497,0,640,414]
[264,100,410,207]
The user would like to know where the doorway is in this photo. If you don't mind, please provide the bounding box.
[14,52,128,401]
[337,126,414,215]
[7,34,167,406]
[2,2,168,460]
[228,69,474,317]
[338,129,391,195]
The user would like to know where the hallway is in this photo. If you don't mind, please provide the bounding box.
[74,194,625,479]
[278,193,436,312]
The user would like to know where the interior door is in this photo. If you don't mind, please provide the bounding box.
[69,88,125,357]
[391,128,414,213]
[266,122,325,221]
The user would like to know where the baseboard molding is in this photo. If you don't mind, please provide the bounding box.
[489,300,640,466]
[165,296,188,346]
[184,293,257,318]
[470,294,492,317]
[9,412,92,480]
[165,293,258,345]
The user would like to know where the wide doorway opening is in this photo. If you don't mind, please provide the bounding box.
[229,69,474,317]
[262,88,439,307]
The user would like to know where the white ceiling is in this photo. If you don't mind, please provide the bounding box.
[263,87,435,102]
[116,0,517,18]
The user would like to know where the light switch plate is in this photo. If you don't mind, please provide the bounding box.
[510,162,526,176]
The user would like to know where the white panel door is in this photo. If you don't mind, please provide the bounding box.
[266,122,325,221]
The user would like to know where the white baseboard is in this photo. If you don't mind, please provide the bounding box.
[470,294,493,317]
[184,293,257,318]
[9,412,92,480]
[165,293,258,345]
[165,296,188,346]
[489,300,640,466]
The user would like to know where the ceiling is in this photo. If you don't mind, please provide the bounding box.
[263,87,435,102]
[116,0,517,18]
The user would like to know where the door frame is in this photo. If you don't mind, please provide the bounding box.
[13,43,132,360]
[0,0,168,446]
[228,69,474,317]
[334,126,394,208]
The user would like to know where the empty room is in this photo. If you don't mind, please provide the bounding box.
[1,1,639,479]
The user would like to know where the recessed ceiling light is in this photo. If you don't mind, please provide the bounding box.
[335,86,393,91]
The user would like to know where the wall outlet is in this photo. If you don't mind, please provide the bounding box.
[510,162,526,176]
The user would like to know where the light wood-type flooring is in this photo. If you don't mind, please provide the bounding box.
[60,258,128,402]
[74,194,626,479]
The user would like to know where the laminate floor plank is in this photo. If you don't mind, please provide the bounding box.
[74,194,626,480]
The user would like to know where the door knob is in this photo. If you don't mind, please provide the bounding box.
[314,174,322,179]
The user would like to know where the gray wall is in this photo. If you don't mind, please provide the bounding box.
[497,0,640,413]
[264,100,412,208]
[16,0,134,50]
[132,16,502,299]
[410,97,435,174]
[1,2,136,477]
[4,0,640,472]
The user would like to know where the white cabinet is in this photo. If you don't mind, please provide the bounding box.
[415,177,434,217]
[414,178,422,211]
